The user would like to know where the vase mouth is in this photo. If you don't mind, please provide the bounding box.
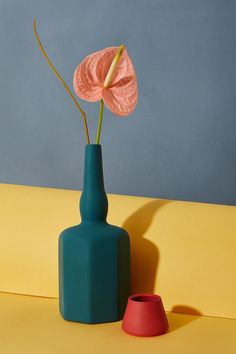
[86,143,101,147]
[85,144,102,151]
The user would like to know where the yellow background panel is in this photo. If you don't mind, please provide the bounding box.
[0,184,236,318]
[1,292,236,354]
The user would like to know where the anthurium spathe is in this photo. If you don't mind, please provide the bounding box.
[73,46,138,117]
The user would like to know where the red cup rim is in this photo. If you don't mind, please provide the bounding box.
[129,293,162,303]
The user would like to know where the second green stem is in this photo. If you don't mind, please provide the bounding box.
[96,99,104,144]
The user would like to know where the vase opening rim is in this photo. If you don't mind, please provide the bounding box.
[86,143,101,147]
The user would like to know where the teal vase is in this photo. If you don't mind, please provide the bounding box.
[59,144,130,323]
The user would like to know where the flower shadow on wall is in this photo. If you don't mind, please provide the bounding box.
[122,200,169,294]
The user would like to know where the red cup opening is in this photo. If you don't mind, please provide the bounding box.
[130,294,161,303]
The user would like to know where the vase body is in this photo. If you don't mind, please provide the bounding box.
[59,144,130,323]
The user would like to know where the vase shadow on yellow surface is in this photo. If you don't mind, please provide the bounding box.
[122,199,203,332]
[167,306,202,332]
[122,200,170,294]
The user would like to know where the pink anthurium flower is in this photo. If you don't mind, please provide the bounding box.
[73,46,138,116]
[33,19,138,143]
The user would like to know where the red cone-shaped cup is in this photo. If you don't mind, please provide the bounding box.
[122,294,169,337]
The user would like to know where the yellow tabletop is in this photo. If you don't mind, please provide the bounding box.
[0,184,236,318]
[1,292,236,354]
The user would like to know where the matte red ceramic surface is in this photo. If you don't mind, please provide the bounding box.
[122,293,169,337]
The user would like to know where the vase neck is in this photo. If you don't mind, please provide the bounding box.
[80,144,108,222]
[83,144,105,191]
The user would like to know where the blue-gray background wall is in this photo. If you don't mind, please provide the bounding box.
[0,0,236,205]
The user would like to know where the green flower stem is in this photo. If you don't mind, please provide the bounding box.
[96,100,104,144]
[33,18,90,144]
